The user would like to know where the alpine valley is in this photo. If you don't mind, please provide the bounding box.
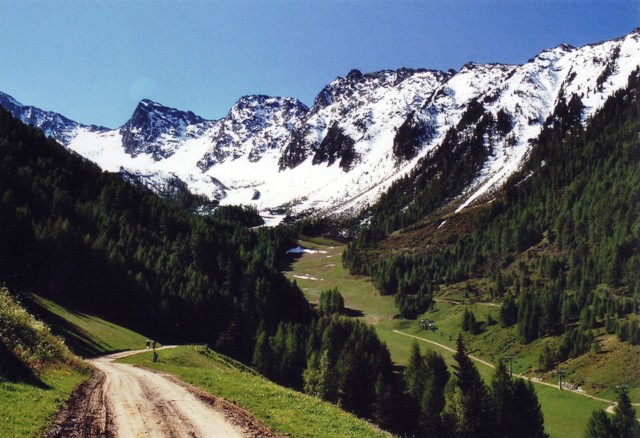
[2,29,639,222]
[2,27,640,438]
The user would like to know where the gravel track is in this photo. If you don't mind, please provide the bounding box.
[44,348,280,438]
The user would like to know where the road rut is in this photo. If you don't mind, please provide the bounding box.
[45,348,279,438]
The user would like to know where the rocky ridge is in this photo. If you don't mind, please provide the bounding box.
[1,29,638,221]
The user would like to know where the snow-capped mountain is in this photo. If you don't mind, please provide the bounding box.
[197,95,309,170]
[0,92,107,144]
[120,99,206,160]
[2,29,639,222]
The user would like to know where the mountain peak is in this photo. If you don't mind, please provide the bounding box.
[121,99,207,160]
[0,91,21,108]
[231,95,309,114]
[130,99,204,124]
[2,29,638,218]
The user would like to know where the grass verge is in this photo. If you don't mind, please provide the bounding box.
[0,366,89,437]
[118,346,390,438]
[0,288,90,437]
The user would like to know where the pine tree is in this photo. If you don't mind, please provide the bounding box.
[252,328,273,377]
[538,344,555,372]
[492,359,548,438]
[449,335,493,437]
[510,379,548,438]
[420,350,450,437]
[302,352,322,396]
[405,342,426,401]
[492,360,513,437]
[584,410,615,438]
[500,293,518,327]
[462,307,478,334]
[612,389,639,438]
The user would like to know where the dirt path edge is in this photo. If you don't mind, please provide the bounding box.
[42,369,114,438]
[158,371,283,438]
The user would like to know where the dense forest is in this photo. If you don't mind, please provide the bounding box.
[3,68,638,437]
[251,315,548,437]
[0,106,555,436]
[344,68,640,351]
[0,106,310,362]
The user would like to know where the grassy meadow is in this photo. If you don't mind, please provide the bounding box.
[26,293,151,357]
[283,239,625,438]
[0,367,89,438]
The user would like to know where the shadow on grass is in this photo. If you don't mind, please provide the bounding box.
[278,253,304,274]
[0,341,50,389]
[343,307,365,318]
[23,296,107,358]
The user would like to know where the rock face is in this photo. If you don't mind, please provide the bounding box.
[2,29,639,218]
[120,99,206,160]
[197,95,309,171]
[0,92,107,144]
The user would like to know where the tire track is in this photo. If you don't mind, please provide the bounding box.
[45,348,281,437]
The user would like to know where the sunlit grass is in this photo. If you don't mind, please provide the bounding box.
[119,346,390,438]
[285,239,616,438]
[0,289,91,437]
[0,367,89,438]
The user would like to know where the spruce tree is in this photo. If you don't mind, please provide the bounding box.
[510,379,548,438]
[500,293,518,327]
[612,389,639,438]
[405,342,426,401]
[584,410,615,438]
[492,359,548,438]
[251,328,273,377]
[420,350,450,437]
[450,335,493,437]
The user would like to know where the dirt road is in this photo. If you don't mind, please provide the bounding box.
[45,348,280,438]
[392,330,632,407]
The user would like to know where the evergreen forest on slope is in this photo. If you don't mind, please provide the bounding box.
[0,102,552,437]
[344,68,640,350]
[1,68,639,438]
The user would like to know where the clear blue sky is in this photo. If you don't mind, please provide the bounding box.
[0,0,637,128]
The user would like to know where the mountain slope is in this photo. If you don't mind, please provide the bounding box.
[343,60,640,399]
[0,287,88,438]
[0,106,311,362]
[1,29,639,220]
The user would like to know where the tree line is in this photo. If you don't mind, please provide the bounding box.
[251,304,550,438]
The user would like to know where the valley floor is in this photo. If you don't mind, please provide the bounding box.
[283,238,636,438]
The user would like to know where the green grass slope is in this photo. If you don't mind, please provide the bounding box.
[284,240,627,438]
[0,288,89,437]
[25,293,151,357]
[119,345,390,438]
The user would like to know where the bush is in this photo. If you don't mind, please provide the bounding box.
[0,288,77,377]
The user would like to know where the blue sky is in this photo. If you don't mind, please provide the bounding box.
[0,0,637,128]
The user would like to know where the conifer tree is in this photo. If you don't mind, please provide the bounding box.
[612,389,639,438]
[420,350,450,437]
[584,410,615,438]
[500,293,518,327]
[252,328,273,376]
[492,359,548,438]
[449,335,493,437]
[510,379,548,438]
[405,342,426,400]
